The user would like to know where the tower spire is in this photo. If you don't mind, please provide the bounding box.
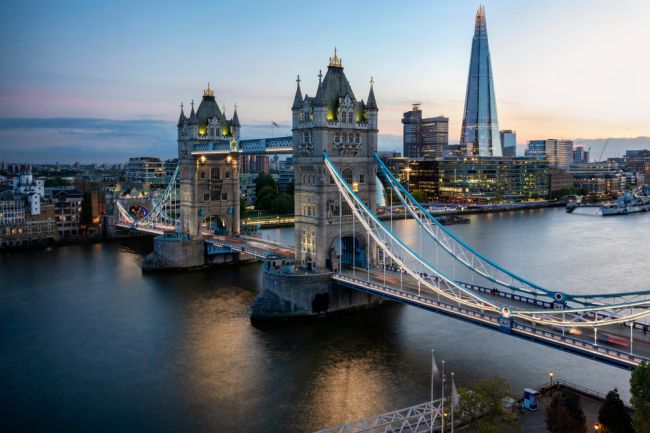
[292,74,303,110]
[328,47,342,68]
[366,76,377,110]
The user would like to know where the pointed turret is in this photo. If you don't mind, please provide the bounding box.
[231,105,240,127]
[188,100,197,125]
[314,69,326,107]
[366,77,377,110]
[177,103,186,127]
[292,75,303,110]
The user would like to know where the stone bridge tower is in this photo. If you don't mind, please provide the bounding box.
[176,84,241,238]
[292,50,379,271]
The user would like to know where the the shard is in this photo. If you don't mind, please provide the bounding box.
[460,5,502,157]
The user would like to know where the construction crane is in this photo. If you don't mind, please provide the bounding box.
[598,139,610,162]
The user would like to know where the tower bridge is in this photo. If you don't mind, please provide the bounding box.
[115,52,650,369]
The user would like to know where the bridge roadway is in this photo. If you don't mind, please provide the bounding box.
[333,266,650,369]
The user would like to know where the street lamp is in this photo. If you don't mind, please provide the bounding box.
[404,166,412,193]
[548,370,555,386]
[594,422,601,432]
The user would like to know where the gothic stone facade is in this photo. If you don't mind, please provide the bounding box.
[176,86,241,238]
[292,52,379,270]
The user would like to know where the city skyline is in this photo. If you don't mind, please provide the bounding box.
[1,0,649,163]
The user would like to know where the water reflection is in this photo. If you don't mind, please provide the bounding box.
[1,208,647,432]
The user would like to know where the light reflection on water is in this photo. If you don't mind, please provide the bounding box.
[0,208,648,432]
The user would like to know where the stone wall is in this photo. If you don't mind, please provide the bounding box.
[250,269,382,321]
[142,237,205,271]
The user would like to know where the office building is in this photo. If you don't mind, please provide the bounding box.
[573,146,590,164]
[125,157,165,185]
[402,104,448,159]
[460,6,502,157]
[526,139,573,169]
[437,157,549,203]
[500,130,516,157]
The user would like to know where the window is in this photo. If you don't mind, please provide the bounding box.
[348,112,354,124]
[200,171,206,179]
[225,170,230,179]
[359,173,365,184]
[335,133,340,143]
[342,133,347,143]
[221,193,228,201]
[211,191,220,201]
[211,167,220,179]
[355,133,360,144]
[342,168,353,185]
[204,193,210,201]
[329,175,334,184]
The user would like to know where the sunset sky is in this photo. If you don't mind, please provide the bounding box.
[0,0,649,162]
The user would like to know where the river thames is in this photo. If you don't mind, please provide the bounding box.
[2,208,649,432]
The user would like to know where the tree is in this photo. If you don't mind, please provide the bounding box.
[44,177,71,187]
[458,376,521,433]
[545,391,587,433]
[286,181,294,195]
[598,389,633,433]
[271,193,294,215]
[631,361,650,433]
[255,185,277,211]
[255,173,277,195]
[410,189,426,203]
[80,192,93,227]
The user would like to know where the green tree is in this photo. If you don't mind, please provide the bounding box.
[255,185,277,211]
[545,391,587,433]
[410,189,427,203]
[598,389,633,433]
[458,376,521,433]
[271,193,294,215]
[44,177,71,187]
[80,192,93,227]
[255,173,277,194]
[631,361,650,433]
[286,181,294,195]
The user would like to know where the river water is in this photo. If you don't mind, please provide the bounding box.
[1,208,649,432]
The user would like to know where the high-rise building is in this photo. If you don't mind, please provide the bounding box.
[573,146,590,164]
[500,130,516,157]
[526,139,573,169]
[460,6,501,157]
[402,104,448,159]
[125,157,164,185]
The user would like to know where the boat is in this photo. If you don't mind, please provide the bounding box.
[601,189,650,216]
[437,215,471,225]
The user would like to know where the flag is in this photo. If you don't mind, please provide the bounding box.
[272,121,279,127]
[451,376,460,411]
[432,352,440,378]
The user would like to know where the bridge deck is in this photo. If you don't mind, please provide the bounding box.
[334,269,649,369]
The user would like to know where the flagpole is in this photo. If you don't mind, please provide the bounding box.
[441,360,445,433]
[430,349,434,433]
[451,372,455,433]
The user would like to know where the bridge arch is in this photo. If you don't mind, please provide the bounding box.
[200,214,231,235]
[326,232,370,272]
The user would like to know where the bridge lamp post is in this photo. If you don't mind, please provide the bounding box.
[548,370,555,386]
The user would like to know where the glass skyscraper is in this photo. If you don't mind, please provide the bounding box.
[460,5,502,157]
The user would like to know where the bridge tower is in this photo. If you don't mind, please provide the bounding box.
[251,51,382,320]
[143,85,242,270]
[177,85,241,238]
[292,50,379,271]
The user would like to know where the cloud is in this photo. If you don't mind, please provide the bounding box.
[0,118,177,163]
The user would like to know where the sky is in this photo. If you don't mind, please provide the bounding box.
[0,0,649,163]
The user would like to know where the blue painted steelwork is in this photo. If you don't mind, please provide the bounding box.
[375,153,650,303]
